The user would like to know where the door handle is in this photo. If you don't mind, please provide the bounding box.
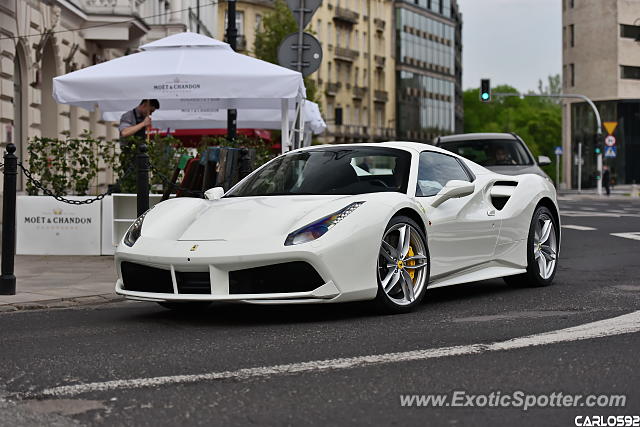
[487,209,496,216]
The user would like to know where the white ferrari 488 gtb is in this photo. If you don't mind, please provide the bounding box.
[115,142,560,313]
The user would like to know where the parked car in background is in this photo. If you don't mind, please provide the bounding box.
[435,133,552,180]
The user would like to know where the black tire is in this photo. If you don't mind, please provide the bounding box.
[375,216,430,314]
[157,301,211,311]
[504,205,558,288]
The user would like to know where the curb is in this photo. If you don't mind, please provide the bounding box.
[0,294,125,312]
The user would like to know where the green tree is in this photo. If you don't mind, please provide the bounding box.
[463,77,562,183]
[253,0,318,103]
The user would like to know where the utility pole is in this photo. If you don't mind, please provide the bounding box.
[226,0,237,142]
[493,92,603,196]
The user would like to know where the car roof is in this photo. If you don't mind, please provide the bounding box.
[293,141,491,175]
[300,141,454,155]
[437,133,518,143]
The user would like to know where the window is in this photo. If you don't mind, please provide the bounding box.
[438,139,533,167]
[224,10,245,35]
[225,147,412,196]
[569,24,574,47]
[621,65,640,80]
[415,152,470,197]
[570,63,575,86]
[620,24,640,40]
[255,14,262,31]
[570,0,574,8]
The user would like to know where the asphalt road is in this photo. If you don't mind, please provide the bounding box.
[1,197,639,427]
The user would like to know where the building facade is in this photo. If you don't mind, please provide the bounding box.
[215,0,272,53]
[0,0,217,191]
[308,0,397,143]
[394,0,462,142]
[562,0,640,187]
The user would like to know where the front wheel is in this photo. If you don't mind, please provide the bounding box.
[375,216,430,314]
[504,206,559,287]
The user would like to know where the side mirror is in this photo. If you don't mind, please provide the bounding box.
[431,180,475,208]
[204,187,225,200]
[538,155,551,166]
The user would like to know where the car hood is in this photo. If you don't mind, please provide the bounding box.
[143,195,357,242]
[485,164,550,179]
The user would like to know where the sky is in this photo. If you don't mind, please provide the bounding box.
[457,0,562,93]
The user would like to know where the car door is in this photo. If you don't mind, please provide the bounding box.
[414,151,500,279]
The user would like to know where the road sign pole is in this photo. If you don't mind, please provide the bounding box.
[578,142,582,194]
[293,0,305,149]
[556,153,560,189]
[597,152,603,196]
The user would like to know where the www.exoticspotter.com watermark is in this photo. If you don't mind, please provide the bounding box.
[399,391,627,411]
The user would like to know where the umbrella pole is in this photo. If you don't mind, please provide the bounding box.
[281,99,289,154]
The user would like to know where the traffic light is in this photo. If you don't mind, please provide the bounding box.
[594,133,603,155]
[480,79,491,102]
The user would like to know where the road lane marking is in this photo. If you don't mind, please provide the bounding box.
[611,232,640,241]
[561,211,621,218]
[18,310,640,399]
[562,225,597,231]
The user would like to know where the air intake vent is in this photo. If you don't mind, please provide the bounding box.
[229,262,324,294]
[121,262,174,293]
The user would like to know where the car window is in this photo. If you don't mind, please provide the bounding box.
[439,139,534,166]
[416,151,470,197]
[226,147,411,197]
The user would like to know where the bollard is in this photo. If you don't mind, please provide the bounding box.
[1,143,17,295]
[632,182,639,199]
[136,143,150,217]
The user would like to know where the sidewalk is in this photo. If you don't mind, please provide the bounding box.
[0,256,120,310]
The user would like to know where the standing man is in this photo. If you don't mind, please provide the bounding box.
[116,99,160,192]
[119,99,159,139]
[602,165,611,196]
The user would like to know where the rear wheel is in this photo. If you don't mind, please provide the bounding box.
[375,216,430,314]
[504,206,558,287]
[157,302,211,311]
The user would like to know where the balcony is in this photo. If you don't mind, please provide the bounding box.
[72,0,150,44]
[334,7,359,25]
[335,46,360,62]
[325,82,341,96]
[331,124,369,142]
[374,18,385,33]
[374,55,385,68]
[372,127,396,141]
[374,90,388,103]
[352,86,367,99]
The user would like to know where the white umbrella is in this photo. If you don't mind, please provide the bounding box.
[101,101,327,135]
[53,32,305,111]
[53,32,307,150]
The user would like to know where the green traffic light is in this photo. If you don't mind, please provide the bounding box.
[595,148,601,154]
[481,93,489,100]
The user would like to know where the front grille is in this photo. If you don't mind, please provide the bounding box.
[176,271,211,294]
[229,262,324,294]
[121,262,173,293]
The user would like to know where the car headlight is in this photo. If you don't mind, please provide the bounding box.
[123,210,150,247]
[285,202,364,246]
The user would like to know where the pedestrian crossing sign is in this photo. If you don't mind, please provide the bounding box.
[604,146,617,158]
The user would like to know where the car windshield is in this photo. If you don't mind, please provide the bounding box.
[225,147,411,197]
[440,139,533,166]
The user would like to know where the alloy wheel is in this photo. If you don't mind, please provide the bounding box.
[533,213,558,280]
[377,223,428,306]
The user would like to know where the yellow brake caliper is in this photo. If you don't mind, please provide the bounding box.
[406,246,416,281]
